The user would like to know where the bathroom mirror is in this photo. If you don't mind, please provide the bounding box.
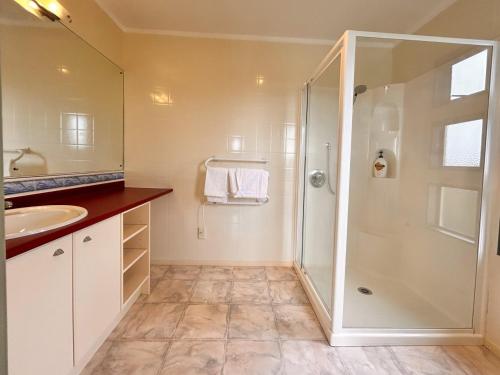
[0,0,124,179]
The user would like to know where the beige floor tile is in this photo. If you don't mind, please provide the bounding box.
[265,267,297,281]
[190,280,232,303]
[199,266,234,280]
[231,281,270,304]
[228,304,278,340]
[224,340,281,375]
[442,346,500,375]
[107,302,142,340]
[160,340,225,375]
[144,279,194,303]
[233,267,266,281]
[391,346,468,375]
[281,340,346,374]
[274,305,324,340]
[83,266,500,375]
[150,265,169,280]
[336,346,405,375]
[80,340,113,375]
[175,304,229,339]
[269,280,309,304]
[165,265,201,280]
[150,277,161,290]
[120,303,184,340]
[91,340,169,375]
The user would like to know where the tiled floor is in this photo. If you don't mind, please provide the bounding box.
[83,265,500,375]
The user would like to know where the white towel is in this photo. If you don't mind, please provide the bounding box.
[204,167,228,201]
[231,168,269,200]
[228,168,238,196]
[206,196,228,204]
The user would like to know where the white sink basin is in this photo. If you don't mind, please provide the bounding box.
[5,205,88,240]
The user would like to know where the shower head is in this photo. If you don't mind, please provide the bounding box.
[353,84,367,103]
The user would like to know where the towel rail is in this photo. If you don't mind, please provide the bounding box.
[204,156,269,169]
[203,155,269,206]
[206,198,269,206]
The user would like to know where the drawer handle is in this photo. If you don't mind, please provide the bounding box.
[53,249,64,257]
[83,236,92,243]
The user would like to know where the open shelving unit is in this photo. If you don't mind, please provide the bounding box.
[123,224,148,243]
[121,202,151,306]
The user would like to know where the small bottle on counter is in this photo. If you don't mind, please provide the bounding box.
[373,150,388,178]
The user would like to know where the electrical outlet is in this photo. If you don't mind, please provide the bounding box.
[198,227,207,240]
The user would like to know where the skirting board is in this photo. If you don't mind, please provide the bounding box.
[485,338,500,357]
[151,259,293,267]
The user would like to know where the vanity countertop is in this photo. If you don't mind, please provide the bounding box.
[6,183,173,259]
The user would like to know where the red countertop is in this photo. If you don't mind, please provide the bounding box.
[6,182,173,259]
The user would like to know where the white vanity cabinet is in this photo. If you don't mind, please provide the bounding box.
[6,235,74,375]
[73,216,121,365]
[6,202,153,374]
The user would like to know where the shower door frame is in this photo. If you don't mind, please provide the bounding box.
[295,34,348,341]
[294,30,499,346]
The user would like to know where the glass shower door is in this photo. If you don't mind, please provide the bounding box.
[302,54,342,313]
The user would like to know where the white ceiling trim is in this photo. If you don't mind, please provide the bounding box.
[94,0,127,30]
[122,27,336,45]
[404,0,457,34]
[95,0,457,45]
[95,0,333,45]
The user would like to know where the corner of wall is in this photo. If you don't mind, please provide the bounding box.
[58,0,125,67]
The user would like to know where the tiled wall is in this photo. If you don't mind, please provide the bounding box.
[123,33,329,264]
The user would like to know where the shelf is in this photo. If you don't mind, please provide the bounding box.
[121,202,151,306]
[123,224,148,243]
[123,273,149,305]
[123,248,148,273]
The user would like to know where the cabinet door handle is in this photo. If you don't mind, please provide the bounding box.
[83,236,92,243]
[53,248,65,257]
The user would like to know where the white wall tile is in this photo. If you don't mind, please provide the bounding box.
[123,34,328,264]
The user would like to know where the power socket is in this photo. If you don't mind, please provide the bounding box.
[198,227,207,240]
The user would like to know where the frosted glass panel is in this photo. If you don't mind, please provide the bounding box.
[451,50,488,100]
[443,119,483,167]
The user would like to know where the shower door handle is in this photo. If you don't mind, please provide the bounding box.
[325,142,336,195]
[309,170,326,188]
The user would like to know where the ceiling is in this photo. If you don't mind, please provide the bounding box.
[96,0,457,43]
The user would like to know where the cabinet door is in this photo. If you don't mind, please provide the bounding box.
[73,216,121,364]
[7,236,74,375]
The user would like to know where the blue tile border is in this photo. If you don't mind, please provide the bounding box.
[4,172,124,196]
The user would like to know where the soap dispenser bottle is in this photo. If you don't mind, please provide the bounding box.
[373,150,388,178]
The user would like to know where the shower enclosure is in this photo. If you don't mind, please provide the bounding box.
[295,31,498,346]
